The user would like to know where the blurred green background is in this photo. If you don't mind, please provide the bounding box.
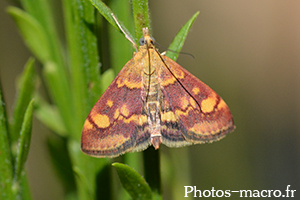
[1,0,299,199]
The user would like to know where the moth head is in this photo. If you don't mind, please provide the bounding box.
[139,27,156,48]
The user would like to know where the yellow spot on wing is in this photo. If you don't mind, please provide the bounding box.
[92,114,110,128]
[217,99,227,110]
[201,96,216,113]
[83,119,93,130]
[121,104,129,117]
[181,96,197,110]
[106,100,113,107]
[190,122,208,135]
[124,114,137,124]
[116,79,141,89]
[119,114,147,125]
[192,87,200,95]
[138,115,148,126]
[181,97,189,110]
[114,109,119,119]
[176,106,194,117]
[161,111,177,122]
[190,97,197,109]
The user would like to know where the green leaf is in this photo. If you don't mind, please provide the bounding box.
[63,0,101,139]
[88,0,134,40]
[20,0,66,70]
[100,69,115,92]
[7,7,51,63]
[34,95,67,136]
[166,11,200,61]
[88,0,116,29]
[43,61,74,136]
[108,0,135,73]
[9,58,36,154]
[0,83,16,199]
[132,0,150,42]
[113,162,152,200]
[14,99,34,183]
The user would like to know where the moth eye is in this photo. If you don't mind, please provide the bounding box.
[150,37,156,45]
[139,37,146,46]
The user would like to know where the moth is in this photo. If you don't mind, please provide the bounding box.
[81,27,235,158]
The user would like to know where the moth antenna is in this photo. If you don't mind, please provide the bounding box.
[155,41,195,59]
[111,13,138,52]
[155,49,200,109]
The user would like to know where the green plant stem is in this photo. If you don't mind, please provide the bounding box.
[143,147,161,199]
[132,0,150,41]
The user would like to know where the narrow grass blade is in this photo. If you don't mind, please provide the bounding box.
[100,69,115,92]
[63,0,101,139]
[108,0,135,72]
[89,0,134,40]
[0,82,16,199]
[20,0,65,69]
[14,100,34,183]
[9,58,35,156]
[34,95,67,136]
[166,11,199,61]
[43,61,74,135]
[7,7,51,63]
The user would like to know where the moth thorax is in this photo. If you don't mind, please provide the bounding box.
[144,70,160,102]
